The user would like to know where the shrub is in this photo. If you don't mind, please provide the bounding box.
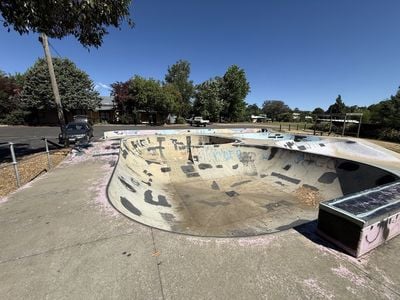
[175,116,186,124]
[0,109,27,125]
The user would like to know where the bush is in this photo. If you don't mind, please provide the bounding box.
[119,114,135,124]
[175,116,186,124]
[0,109,27,125]
[378,128,400,143]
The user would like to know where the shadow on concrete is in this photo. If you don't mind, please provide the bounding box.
[293,220,349,256]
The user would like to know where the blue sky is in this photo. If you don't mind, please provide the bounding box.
[1,0,400,111]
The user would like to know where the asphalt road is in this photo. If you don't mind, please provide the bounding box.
[0,123,274,162]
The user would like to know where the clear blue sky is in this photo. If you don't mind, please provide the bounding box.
[1,0,400,111]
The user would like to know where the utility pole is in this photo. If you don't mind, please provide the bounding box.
[39,33,68,145]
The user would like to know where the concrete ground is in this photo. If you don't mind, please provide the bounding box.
[1,141,400,299]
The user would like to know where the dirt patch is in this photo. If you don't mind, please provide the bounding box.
[294,186,324,208]
[367,139,400,154]
[0,150,69,197]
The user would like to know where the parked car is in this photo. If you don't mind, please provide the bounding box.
[59,121,94,144]
[187,116,210,127]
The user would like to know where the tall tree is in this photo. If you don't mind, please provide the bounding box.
[261,100,290,122]
[326,95,347,114]
[193,77,223,122]
[21,58,100,111]
[1,0,133,141]
[220,65,250,121]
[165,59,194,117]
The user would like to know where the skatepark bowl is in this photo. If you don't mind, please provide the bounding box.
[107,133,399,237]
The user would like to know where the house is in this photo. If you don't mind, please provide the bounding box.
[251,114,271,123]
[91,96,115,123]
[292,112,301,120]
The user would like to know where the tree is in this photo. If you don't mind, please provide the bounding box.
[161,84,181,116]
[1,0,133,142]
[165,60,194,117]
[127,76,181,122]
[193,77,223,122]
[244,103,262,120]
[0,71,26,124]
[20,58,100,111]
[369,88,400,128]
[312,107,325,116]
[326,95,347,114]
[111,80,136,123]
[220,65,250,121]
[0,0,133,48]
[261,100,290,122]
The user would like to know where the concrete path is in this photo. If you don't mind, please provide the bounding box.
[1,141,400,299]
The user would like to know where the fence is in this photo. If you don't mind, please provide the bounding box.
[0,138,67,197]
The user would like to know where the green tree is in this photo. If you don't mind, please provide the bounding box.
[0,0,133,48]
[369,89,400,128]
[193,77,223,122]
[128,76,181,122]
[326,95,347,114]
[1,0,133,140]
[128,76,161,112]
[21,58,100,111]
[312,107,325,116]
[261,100,290,122]
[165,60,194,117]
[244,103,262,121]
[161,84,181,116]
[220,65,250,121]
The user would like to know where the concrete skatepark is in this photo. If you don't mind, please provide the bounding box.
[1,127,400,299]
[108,132,398,237]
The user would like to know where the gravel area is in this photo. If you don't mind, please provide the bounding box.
[0,150,69,197]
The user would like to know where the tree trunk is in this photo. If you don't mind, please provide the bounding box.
[39,33,68,146]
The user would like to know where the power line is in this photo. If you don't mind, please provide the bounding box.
[48,41,62,58]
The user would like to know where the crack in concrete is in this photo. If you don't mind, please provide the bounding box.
[151,228,165,300]
[0,229,142,265]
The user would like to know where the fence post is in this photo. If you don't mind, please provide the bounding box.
[44,138,52,170]
[288,124,291,131]
[9,142,21,187]
[279,123,282,131]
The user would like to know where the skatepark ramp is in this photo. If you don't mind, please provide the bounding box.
[107,134,399,237]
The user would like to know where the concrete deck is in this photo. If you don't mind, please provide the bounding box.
[1,140,400,299]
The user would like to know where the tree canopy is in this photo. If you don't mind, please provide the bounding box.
[20,58,100,111]
[326,95,346,114]
[111,75,181,123]
[312,107,325,116]
[220,65,250,121]
[193,77,223,122]
[262,100,290,121]
[0,71,25,123]
[0,0,133,48]
[165,59,194,116]
[369,89,400,129]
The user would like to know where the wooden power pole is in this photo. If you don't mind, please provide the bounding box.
[39,33,67,144]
